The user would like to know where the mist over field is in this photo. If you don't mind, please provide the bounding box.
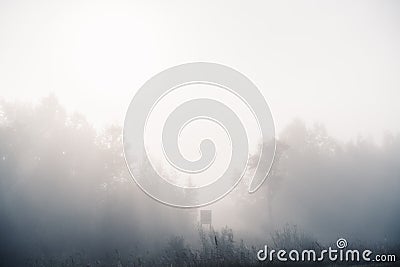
[0,96,399,266]
[1,0,400,266]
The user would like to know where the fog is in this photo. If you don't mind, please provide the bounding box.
[1,0,400,141]
[0,96,399,266]
[1,1,400,265]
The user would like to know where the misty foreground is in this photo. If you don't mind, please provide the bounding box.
[0,96,399,266]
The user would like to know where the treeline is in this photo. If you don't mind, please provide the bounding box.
[0,96,399,266]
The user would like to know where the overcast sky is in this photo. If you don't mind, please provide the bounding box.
[1,0,399,142]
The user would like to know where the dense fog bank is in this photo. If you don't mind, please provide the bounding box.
[0,96,399,266]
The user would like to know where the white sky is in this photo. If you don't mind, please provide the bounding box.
[1,0,399,142]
